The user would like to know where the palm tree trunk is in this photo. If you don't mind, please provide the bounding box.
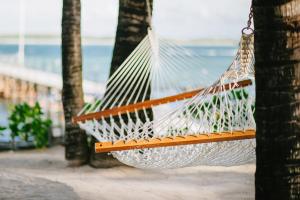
[110,0,153,76]
[89,0,153,168]
[62,0,88,166]
[254,0,300,199]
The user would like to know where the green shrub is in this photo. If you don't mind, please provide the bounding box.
[186,89,255,132]
[8,102,52,148]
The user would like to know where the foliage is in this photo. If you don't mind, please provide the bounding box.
[167,126,188,136]
[84,99,102,113]
[186,89,255,132]
[8,102,52,148]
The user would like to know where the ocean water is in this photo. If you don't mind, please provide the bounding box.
[0,44,237,83]
[0,44,112,83]
[0,44,237,143]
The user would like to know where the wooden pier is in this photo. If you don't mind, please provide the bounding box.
[0,62,105,144]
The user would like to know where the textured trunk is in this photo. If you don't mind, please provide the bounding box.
[62,0,88,166]
[89,0,153,168]
[254,0,300,199]
[110,0,152,76]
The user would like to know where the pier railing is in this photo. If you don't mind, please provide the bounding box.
[0,61,104,146]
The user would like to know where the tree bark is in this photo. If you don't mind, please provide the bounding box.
[110,0,152,76]
[62,0,88,166]
[254,0,300,199]
[89,0,153,168]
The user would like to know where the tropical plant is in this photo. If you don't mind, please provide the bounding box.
[254,1,300,199]
[8,103,51,148]
[62,0,88,165]
[186,89,254,132]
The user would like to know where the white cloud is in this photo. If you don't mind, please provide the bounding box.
[153,0,251,39]
[0,0,251,39]
[81,0,118,37]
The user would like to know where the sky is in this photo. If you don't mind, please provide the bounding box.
[0,0,251,40]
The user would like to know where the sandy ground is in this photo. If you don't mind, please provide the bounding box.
[0,146,255,200]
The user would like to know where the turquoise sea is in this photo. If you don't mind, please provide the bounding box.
[0,44,236,83]
[0,44,237,144]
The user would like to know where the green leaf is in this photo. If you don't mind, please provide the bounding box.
[8,102,52,148]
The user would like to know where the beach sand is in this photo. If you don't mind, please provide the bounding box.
[0,146,255,200]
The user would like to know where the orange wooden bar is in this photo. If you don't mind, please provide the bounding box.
[95,129,255,153]
[73,79,252,123]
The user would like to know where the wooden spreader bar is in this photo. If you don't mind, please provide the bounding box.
[73,79,252,123]
[95,129,255,153]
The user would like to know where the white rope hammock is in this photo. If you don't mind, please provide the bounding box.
[73,26,256,169]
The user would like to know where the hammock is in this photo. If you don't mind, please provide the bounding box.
[73,5,256,169]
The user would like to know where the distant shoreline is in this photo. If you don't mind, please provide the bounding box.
[0,35,238,46]
[0,36,114,46]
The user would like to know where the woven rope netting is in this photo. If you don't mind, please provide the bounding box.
[77,29,256,169]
